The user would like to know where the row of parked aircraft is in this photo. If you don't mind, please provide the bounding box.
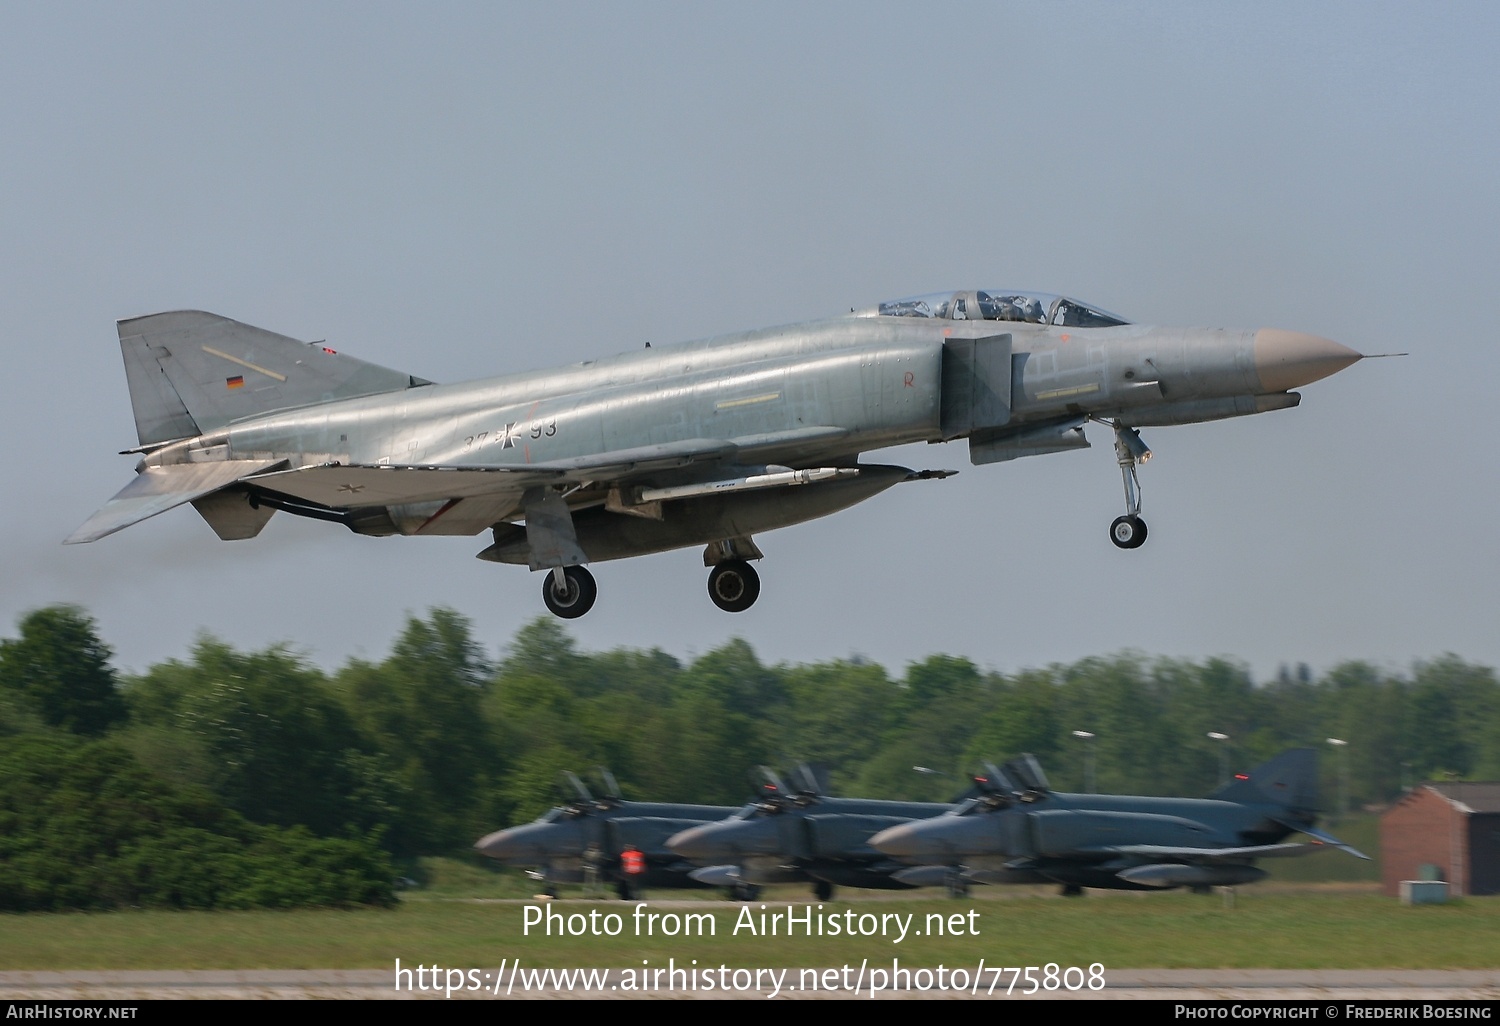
[475,750,1366,900]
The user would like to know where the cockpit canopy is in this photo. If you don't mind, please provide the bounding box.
[876,290,1129,328]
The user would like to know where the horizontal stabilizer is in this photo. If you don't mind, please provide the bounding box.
[66,460,283,543]
[1277,821,1370,860]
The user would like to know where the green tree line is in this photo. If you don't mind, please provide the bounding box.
[2,604,1496,910]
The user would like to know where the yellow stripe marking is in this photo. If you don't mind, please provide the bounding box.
[201,346,288,382]
[1036,383,1101,400]
[715,391,782,411]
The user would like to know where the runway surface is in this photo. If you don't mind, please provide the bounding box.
[3,969,1498,1000]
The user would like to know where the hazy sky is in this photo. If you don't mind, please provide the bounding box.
[2,2,1496,681]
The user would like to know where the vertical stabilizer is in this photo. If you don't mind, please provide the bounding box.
[117,310,431,446]
[1210,748,1319,810]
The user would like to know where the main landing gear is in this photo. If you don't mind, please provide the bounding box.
[541,565,597,618]
[1108,421,1151,550]
[708,559,761,613]
[536,538,765,620]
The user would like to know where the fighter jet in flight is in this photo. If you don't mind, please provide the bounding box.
[666,766,958,900]
[869,749,1367,895]
[475,770,736,899]
[69,292,1366,617]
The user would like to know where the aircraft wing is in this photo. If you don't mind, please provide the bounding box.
[1106,842,1328,861]
[246,463,559,507]
[246,429,851,508]
[66,459,285,543]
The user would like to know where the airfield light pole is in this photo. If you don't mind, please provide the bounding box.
[1072,730,1096,793]
[1207,732,1231,786]
[1327,737,1350,823]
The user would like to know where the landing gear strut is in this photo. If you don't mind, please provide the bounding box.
[707,559,761,612]
[542,565,597,618]
[1109,422,1150,550]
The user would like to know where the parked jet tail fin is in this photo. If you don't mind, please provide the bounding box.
[65,459,285,544]
[1210,747,1319,810]
[793,762,833,797]
[117,310,432,447]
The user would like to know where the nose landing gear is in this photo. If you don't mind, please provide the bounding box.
[1109,422,1150,550]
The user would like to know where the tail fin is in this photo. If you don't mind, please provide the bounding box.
[1210,748,1319,810]
[117,310,431,447]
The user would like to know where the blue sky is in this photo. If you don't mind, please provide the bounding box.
[3,2,1496,679]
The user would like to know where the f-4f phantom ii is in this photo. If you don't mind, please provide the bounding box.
[474,771,736,900]
[69,291,1366,617]
[869,749,1368,895]
[666,766,959,900]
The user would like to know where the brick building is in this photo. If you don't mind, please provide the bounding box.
[1380,782,1500,897]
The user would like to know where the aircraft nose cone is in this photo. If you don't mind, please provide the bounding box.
[872,814,996,859]
[671,819,777,860]
[475,828,522,860]
[1253,329,1363,392]
[868,822,923,857]
[476,822,569,861]
[666,824,720,861]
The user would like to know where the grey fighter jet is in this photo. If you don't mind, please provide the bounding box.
[665,766,958,900]
[869,750,1367,895]
[474,771,736,899]
[69,291,1366,617]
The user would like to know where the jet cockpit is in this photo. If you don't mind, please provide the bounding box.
[874,290,1129,328]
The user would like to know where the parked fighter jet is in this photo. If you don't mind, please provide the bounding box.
[666,766,956,900]
[869,750,1367,895]
[474,770,736,899]
[69,292,1367,617]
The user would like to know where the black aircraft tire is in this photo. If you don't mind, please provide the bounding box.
[542,565,597,619]
[813,880,834,901]
[1109,515,1147,550]
[707,560,761,613]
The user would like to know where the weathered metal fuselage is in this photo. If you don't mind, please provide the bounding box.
[213,319,1292,471]
[143,313,1343,555]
